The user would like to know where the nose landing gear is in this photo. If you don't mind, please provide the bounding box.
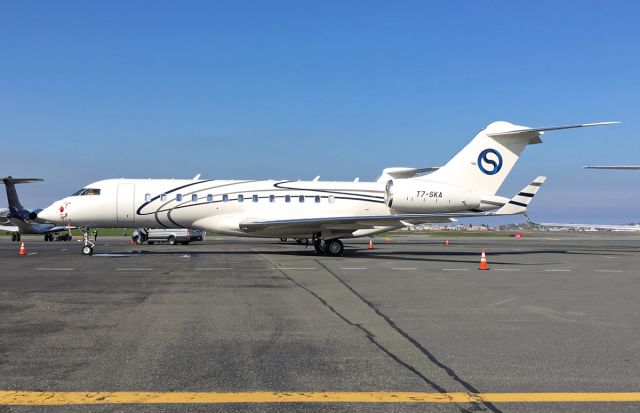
[81,228,95,255]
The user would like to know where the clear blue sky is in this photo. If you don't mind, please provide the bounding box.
[1,1,639,223]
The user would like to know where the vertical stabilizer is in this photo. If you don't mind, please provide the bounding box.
[424,121,616,195]
[1,177,44,215]
[424,121,541,195]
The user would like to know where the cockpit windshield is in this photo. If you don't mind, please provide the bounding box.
[71,188,101,196]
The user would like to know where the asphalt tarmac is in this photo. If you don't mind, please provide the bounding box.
[1,232,639,412]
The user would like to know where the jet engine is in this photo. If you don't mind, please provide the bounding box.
[385,180,481,213]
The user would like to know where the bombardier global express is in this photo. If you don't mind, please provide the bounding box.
[37,120,616,255]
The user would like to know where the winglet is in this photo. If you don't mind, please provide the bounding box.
[495,176,546,215]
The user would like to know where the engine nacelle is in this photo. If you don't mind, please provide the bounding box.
[385,180,481,213]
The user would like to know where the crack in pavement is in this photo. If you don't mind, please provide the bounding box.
[260,253,502,413]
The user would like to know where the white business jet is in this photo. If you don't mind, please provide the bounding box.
[37,120,616,256]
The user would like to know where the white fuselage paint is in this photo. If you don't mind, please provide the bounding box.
[39,178,508,239]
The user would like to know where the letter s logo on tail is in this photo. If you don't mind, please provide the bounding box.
[478,149,503,175]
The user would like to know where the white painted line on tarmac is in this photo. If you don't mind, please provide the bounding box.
[195,267,232,271]
[276,267,317,270]
[340,267,367,270]
[116,268,153,271]
[605,256,619,259]
[595,269,623,273]
[392,267,417,270]
[60,249,68,251]
[36,268,74,271]
[442,268,468,271]
[494,268,521,271]
[27,252,38,255]
[545,269,572,272]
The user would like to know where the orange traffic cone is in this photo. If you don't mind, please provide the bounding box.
[479,249,489,270]
[445,239,449,246]
[368,240,374,249]
[19,241,26,256]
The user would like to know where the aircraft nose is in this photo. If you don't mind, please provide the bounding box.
[37,203,64,224]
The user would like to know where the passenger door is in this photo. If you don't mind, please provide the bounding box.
[117,183,136,223]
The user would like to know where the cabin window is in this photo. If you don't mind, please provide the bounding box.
[192,194,198,202]
[269,195,275,203]
[329,195,335,204]
[285,195,291,203]
[315,195,321,203]
[238,195,244,202]
[145,193,151,202]
[299,195,305,203]
[207,194,213,202]
[160,194,167,202]
[222,194,228,202]
[252,194,258,203]
[176,194,183,202]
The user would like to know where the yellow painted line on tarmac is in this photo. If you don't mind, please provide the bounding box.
[2,391,640,405]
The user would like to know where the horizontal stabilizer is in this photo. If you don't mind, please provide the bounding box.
[1,177,44,185]
[585,165,640,170]
[487,122,618,137]
[495,176,546,215]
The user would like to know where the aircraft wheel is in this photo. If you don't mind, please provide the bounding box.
[168,236,177,245]
[314,241,326,255]
[11,233,16,242]
[16,233,21,242]
[148,241,155,245]
[326,239,344,256]
[81,245,93,256]
[135,237,143,245]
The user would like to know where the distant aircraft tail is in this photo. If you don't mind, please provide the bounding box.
[424,121,617,195]
[1,177,44,217]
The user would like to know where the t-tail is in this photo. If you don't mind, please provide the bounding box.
[1,177,44,219]
[425,121,618,195]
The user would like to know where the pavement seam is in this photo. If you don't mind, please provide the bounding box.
[315,259,504,413]
[258,253,496,413]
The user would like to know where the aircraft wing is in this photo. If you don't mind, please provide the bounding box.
[241,212,497,233]
[540,223,640,232]
[1,224,19,233]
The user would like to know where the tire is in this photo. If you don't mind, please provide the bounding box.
[168,236,177,245]
[81,246,93,256]
[326,239,344,256]
[135,237,143,245]
[148,241,155,245]
[16,234,21,242]
[180,241,189,245]
[11,233,16,242]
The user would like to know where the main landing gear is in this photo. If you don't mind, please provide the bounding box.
[312,235,344,257]
[81,228,95,256]
[11,233,21,242]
